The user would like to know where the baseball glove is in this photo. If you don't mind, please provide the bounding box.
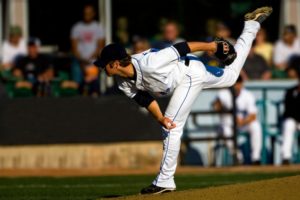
[214,38,237,65]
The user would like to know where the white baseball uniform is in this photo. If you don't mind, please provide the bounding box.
[216,88,262,162]
[118,21,260,189]
[281,86,300,161]
[282,118,300,160]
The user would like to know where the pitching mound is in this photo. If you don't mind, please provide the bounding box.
[113,175,300,200]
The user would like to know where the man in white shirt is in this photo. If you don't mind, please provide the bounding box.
[273,25,300,70]
[214,76,262,164]
[71,4,105,95]
[71,5,105,63]
[1,26,27,71]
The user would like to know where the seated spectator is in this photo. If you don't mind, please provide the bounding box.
[254,28,273,66]
[81,65,100,97]
[71,4,105,96]
[152,20,185,49]
[241,42,271,80]
[1,26,27,71]
[273,25,300,77]
[12,38,54,96]
[281,66,300,165]
[213,76,262,165]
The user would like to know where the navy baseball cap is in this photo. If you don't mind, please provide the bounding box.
[94,44,128,68]
[27,37,41,46]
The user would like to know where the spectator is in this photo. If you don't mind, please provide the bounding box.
[151,18,168,41]
[81,65,100,97]
[199,21,230,68]
[1,26,27,71]
[241,42,271,80]
[71,4,105,96]
[131,36,150,54]
[201,22,235,68]
[13,38,54,96]
[71,4,105,63]
[281,66,300,165]
[213,76,262,165]
[286,56,300,79]
[254,28,273,66]
[273,25,300,73]
[115,17,130,47]
[215,22,236,45]
[152,20,185,49]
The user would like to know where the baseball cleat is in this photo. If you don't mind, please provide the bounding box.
[140,184,175,195]
[282,159,291,165]
[244,6,273,23]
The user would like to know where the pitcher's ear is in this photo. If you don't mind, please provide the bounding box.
[112,60,121,68]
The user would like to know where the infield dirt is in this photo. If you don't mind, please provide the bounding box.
[111,175,300,200]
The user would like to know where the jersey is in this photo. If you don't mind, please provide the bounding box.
[117,46,192,98]
[217,88,257,126]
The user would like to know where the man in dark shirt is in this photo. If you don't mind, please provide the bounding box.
[241,42,271,80]
[281,66,300,164]
[13,38,54,96]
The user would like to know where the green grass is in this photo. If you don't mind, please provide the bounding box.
[0,172,299,200]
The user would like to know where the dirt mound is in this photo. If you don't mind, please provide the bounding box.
[112,175,300,200]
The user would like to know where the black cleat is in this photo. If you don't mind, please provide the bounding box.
[252,160,261,166]
[244,6,273,24]
[140,184,175,195]
[282,159,291,165]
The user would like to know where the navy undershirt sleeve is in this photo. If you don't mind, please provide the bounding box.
[173,42,191,57]
[133,90,155,108]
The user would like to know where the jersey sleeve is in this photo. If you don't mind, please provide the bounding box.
[142,42,190,68]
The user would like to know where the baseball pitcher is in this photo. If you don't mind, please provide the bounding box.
[93,7,272,194]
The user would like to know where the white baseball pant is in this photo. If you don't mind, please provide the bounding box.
[281,118,300,160]
[222,120,262,161]
[152,21,260,189]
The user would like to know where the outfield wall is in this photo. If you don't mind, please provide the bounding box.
[0,96,169,145]
[0,80,298,169]
[0,142,162,169]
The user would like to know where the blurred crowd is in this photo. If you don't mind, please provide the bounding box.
[1,4,300,97]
